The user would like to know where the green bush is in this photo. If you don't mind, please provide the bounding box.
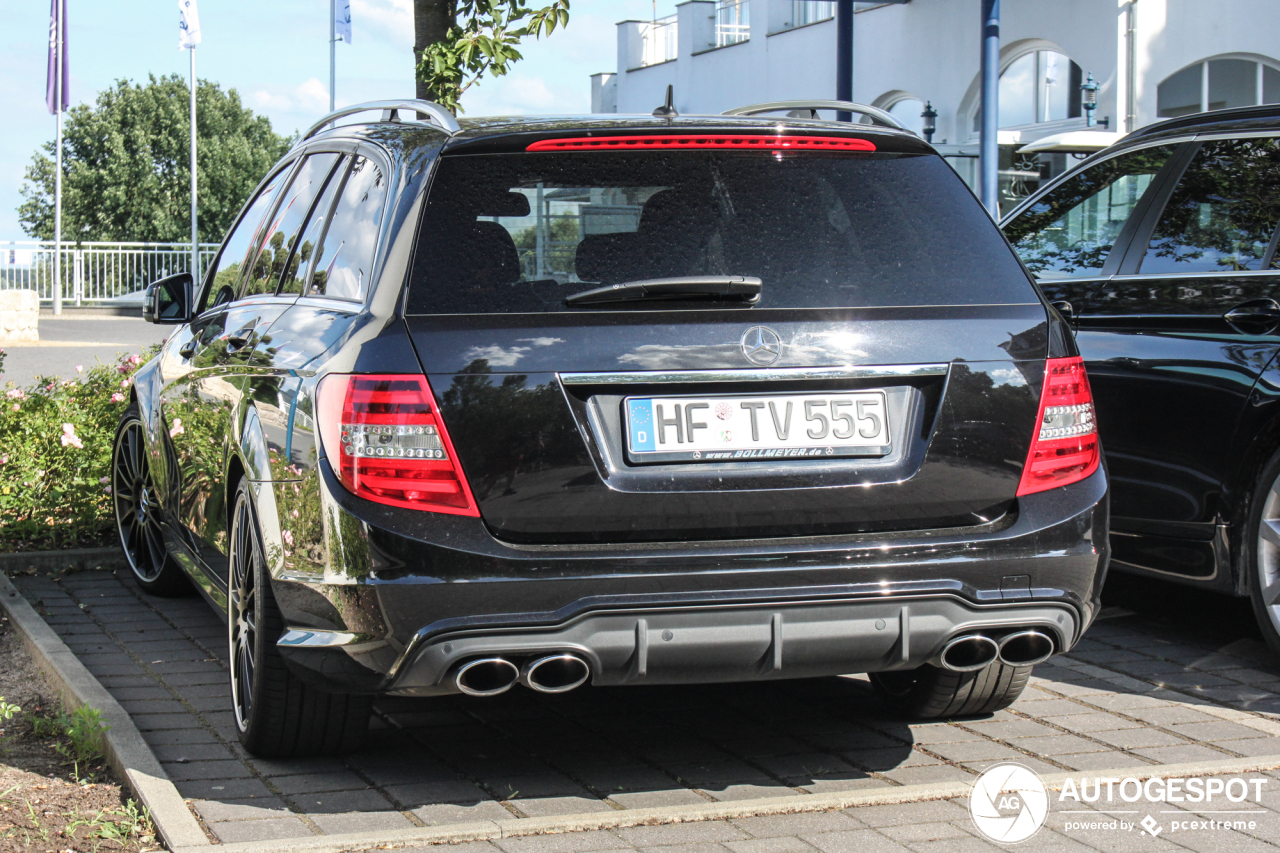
[0,349,156,552]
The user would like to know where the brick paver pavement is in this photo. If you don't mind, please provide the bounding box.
[11,569,1280,847]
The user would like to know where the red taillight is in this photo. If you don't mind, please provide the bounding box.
[1016,357,1100,497]
[525,134,876,153]
[316,374,479,516]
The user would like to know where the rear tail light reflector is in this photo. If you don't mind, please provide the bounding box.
[525,134,876,153]
[316,374,479,515]
[1016,356,1100,497]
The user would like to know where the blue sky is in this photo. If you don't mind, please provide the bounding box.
[1,0,680,239]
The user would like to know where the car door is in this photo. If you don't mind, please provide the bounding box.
[159,150,344,583]
[1076,135,1280,579]
[1003,142,1184,320]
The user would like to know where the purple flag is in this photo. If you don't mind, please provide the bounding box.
[45,0,68,115]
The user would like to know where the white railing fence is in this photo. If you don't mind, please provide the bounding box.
[0,241,218,304]
[716,0,750,47]
[640,15,679,67]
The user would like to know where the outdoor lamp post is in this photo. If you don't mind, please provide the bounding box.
[921,101,938,143]
[1081,72,1100,127]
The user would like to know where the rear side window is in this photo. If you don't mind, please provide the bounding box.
[1139,137,1280,274]
[201,164,292,312]
[279,155,348,296]
[407,151,1035,314]
[1003,145,1175,279]
[308,156,388,301]
[240,152,341,298]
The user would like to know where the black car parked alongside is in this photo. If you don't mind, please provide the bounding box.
[1002,104,1280,655]
[121,100,1108,756]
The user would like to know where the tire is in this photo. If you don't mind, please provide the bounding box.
[228,479,371,757]
[111,403,190,596]
[1243,448,1280,657]
[869,661,1032,719]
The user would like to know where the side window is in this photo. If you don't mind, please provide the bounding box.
[1004,145,1175,279]
[239,152,342,298]
[199,164,292,313]
[1139,138,1280,274]
[279,155,348,296]
[307,156,388,301]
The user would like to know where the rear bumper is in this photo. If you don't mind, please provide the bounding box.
[271,463,1108,695]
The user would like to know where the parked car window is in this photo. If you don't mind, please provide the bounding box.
[200,163,292,312]
[1139,138,1280,274]
[278,155,349,296]
[239,152,342,299]
[409,151,1036,314]
[1003,145,1175,279]
[307,155,388,301]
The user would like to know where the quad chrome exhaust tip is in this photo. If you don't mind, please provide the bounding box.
[520,654,591,693]
[936,634,1001,672]
[454,657,520,696]
[997,630,1056,667]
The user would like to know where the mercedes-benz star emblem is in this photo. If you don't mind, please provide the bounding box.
[741,326,782,365]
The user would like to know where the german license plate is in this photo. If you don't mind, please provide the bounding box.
[625,392,890,463]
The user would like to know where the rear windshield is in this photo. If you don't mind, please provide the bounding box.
[406,150,1036,314]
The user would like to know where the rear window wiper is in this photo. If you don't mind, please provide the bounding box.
[565,276,762,306]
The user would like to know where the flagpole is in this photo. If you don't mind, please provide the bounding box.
[190,44,198,290]
[335,0,340,113]
[53,0,62,316]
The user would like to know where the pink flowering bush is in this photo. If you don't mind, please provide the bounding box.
[0,347,159,551]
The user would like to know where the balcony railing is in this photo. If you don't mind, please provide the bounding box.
[0,241,218,304]
[716,0,750,47]
[639,14,678,67]
[790,1,836,28]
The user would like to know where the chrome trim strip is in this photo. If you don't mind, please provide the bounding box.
[278,629,371,648]
[559,364,949,385]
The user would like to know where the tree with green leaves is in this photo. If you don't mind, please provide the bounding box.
[18,75,290,244]
[414,0,571,114]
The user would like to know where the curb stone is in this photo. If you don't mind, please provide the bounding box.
[0,570,210,849]
[170,754,1280,853]
[0,546,127,575]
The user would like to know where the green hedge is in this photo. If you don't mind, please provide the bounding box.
[0,347,156,552]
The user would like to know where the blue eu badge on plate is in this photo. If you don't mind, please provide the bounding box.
[628,399,655,452]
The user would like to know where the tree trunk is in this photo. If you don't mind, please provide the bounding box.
[414,0,455,103]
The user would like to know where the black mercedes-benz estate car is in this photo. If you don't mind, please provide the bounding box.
[121,99,1108,756]
[1002,104,1280,656]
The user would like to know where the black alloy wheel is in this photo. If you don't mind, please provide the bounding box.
[227,479,371,757]
[1244,447,1280,656]
[111,404,188,595]
[228,485,260,734]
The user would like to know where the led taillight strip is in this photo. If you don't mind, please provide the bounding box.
[525,134,877,153]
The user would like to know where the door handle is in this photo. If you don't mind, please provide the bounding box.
[1224,299,1280,330]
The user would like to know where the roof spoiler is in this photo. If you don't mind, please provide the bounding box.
[723,100,906,131]
[300,99,460,143]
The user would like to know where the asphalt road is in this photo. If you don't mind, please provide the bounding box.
[1,314,172,388]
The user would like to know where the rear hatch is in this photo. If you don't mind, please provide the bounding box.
[403,123,1048,544]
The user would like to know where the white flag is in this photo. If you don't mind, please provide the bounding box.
[179,0,201,50]
[335,0,352,44]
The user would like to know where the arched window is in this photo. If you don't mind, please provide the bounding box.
[887,98,925,136]
[973,50,1083,131]
[1158,58,1280,118]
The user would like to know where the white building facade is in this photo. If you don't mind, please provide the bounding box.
[590,0,1280,214]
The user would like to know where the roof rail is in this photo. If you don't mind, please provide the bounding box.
[722,100,906,130]
[300,99,461,142]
